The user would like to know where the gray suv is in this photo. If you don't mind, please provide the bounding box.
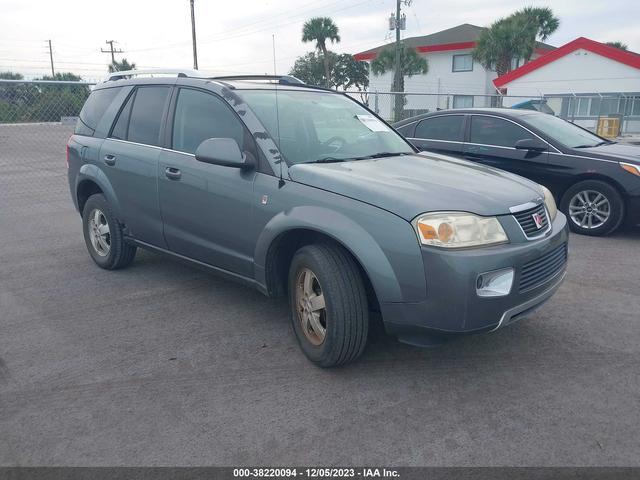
[67,70,569,367]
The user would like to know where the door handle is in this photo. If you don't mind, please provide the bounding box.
[165,167,182,180]
[103,154,116,166]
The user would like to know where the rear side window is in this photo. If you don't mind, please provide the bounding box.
[75,87,121,136]
[171,88,243,154]
[470,115,530,148]
[125,86,170,146]
[415,115,464,142]
[110,92,134,140]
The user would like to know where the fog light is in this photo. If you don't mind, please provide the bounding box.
[476,267,514,297]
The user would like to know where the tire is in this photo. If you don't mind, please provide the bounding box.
[560,180,624,236]
[82,193,136,269]
[288,243,369,368]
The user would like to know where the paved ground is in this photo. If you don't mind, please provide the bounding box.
[1,124,639,466]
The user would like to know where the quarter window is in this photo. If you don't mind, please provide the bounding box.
[469,116,530,147]
[452,54,473,72]
[75,87,121,136]
[172,88,244,154]
[415,116,464,142]
[126,86,170,146]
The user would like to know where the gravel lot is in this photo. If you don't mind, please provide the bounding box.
[1,124,639,466]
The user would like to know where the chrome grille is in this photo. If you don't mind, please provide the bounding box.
[513,203,549,238]
[519,243,567,293]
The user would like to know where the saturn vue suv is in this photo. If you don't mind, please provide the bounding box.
[67,70,569,367]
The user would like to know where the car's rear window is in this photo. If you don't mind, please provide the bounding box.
[75,87,121,136]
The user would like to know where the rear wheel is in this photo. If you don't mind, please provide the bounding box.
[288,243,369,368]
[82,194,136,269]
[560,180,624,236]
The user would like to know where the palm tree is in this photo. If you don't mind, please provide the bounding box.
[606,41,628,50]
[473,7,560,77]
[371,46,428,121]
[108,58,136,73]
[302,17,340,87]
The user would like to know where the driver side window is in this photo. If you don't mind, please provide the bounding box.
[172,88,244,154]
[469,115,530,148]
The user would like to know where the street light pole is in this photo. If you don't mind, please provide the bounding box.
[190,0,199,70]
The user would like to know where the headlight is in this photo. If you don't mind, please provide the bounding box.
[413,212,508,248]
[541,185,557,221]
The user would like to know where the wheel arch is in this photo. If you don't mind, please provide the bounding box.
[255,207,408,307]
[75,164,121,216]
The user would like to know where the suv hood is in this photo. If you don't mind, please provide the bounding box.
[288,153,543,221]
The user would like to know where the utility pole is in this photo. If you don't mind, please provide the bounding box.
[101,40,124,69]
[190,0,199,70]
[46,40,55,77]
[390,0,408,121]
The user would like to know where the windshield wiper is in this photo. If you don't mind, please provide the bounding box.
[307,152,412,164]
[307,157,347,164]
[574,140,616,148]
[350,151,413,160]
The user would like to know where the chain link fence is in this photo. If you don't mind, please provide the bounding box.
[0,80,95,203]
[2,80,640,202]
[351,90,640,136]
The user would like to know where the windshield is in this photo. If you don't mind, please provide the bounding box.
[240,89,414,165]
[521,113,609,148]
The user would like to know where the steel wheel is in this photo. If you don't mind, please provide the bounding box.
[295,268,327,346]
[568,190,610,230]
[88,208,111,257]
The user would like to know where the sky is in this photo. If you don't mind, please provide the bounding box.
[1,0,639,81]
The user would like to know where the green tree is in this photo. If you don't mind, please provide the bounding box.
[371,46,428,121]
[302,17,340,87]
[290,52,369,93]
[473,7,560,77]
[108,58,136,73]
[606,41,628,50]
[31,72,89,122]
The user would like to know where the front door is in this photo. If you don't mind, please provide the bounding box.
[463,115,550,185]
[158,87,257,277]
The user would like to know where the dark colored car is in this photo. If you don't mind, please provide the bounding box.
[68,71,568,367]
[394,108,640,236]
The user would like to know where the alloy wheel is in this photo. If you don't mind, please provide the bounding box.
[88,208,111,257]
[295,268,327,346]
[568,190,610,229]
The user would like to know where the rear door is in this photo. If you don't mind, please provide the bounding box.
[408,114,466,158]
[158,87,257,277]
[463,115,550,184]
[99,85,172,247]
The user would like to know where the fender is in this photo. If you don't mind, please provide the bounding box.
[76,163,121,217]
[253,206,426,304]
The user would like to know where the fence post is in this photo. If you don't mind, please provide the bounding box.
[374,90,379,115]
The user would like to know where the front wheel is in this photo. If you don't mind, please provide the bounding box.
[560,180,624,236]
[288,243,369,368]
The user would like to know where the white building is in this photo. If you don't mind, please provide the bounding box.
[494,37,640,133]
[354,23,554,119]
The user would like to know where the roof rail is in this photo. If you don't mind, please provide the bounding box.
[211,74,305,86]
[105,69,204,82]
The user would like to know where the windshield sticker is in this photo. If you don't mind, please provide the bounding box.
[355,114,390,132]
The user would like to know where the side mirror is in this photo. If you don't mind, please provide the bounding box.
[515,138,547,152]
[195,138,254,169]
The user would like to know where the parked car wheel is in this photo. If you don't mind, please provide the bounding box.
[288,243,369,367]
[82,193,137,269]
[560,180,624,236]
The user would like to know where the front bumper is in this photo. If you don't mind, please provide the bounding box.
[382,212,569,346]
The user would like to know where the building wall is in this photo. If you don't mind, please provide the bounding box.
[501,49,640,99]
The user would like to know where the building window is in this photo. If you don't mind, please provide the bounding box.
[452,54,473,72]
[568,97,591,117]
[453,95,474,108]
